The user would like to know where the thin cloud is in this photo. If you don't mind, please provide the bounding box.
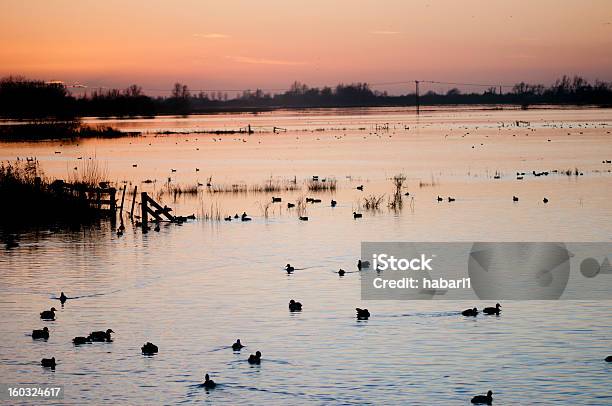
[226,55,307,66]
[193,33,231,39]
[370,30,400,35]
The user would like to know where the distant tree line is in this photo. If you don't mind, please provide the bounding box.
[1,75,611,118]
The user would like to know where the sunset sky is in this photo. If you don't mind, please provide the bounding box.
[1,0,611,95]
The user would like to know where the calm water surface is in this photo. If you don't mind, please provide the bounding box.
[1,107,611,404]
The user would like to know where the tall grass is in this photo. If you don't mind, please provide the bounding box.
[295,196,307,217]
[306,178,337,192]
[199,201,222,221]
[0,159,107,226]
[68,159,109,188]
[362,194,385,210]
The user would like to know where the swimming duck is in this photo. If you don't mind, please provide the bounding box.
[338,269,346,276]
[72,336,90,345]
[32,327,49,340]
[331,200,337,207]
[154,224,160,232]
[356,308,370,319]
[357,259,370,270]
[202,373,216,389]
[224,216,232,221]
[605,355,612,362]
[287,202,295,208]
[289,299,302,311]
[141,342,158,355]
[234,214,239,219]
[543,197,549,203]
[241,212,252,221]
[41,357,56,369]
[353,212,362,219]
[483,303,501,315]
[299,216,309,221]
[285,264,295,273]
[513,196,519,202]
[272,197,282,203]
[59,292,68,304]
[356,185,364,191]
[448,197,456,202]
[471,390,493,404]
[232,339,244,351]
[248,351,262,364]
[88,329,114,342]
[437,196,443,202]
[40,308,57,320]
[462,307,478,317]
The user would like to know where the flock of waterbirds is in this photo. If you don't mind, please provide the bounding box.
[29,263,612,405]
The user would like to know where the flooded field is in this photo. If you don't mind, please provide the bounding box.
[1,107,612,404]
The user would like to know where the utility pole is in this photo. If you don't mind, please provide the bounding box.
[415,80,420,115]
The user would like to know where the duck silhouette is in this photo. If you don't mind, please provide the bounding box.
[142,342,158,355]
[72,336,90,345]
[471,390,493,404]
[543,197,549,203]
[241,212,252,221]
[40,307,57,320]
[331,200,337,207]
[287,202,295,208]
[154,224,160,232]
[483,303,501,315]
[88,329,114,342]
[299,216,309,221]
[448,197,456,202]
[338,269,346,276]
[437,196,443,202]
[41,357,56,369]
[224,216,232,221]
[234,214,239,219]
[357,259,370,270]
[248,351,262,364]
[462,307,478,317]
[289,299,302,311]
[353,212,362,219]
[356,185,364,191]
[232,339,244,351]
[202,373,216,389]
[356,308,370,319]
[285,264,295,273]
[59,292,68,304]
[272,197,282,203]
[605,355,612,362]
[32,327,49,340]
[513,196,519,202]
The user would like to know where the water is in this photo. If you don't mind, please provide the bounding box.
[1,107,611,404]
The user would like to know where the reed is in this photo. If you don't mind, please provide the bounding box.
[362,194,385,210]
[306,178,337,192]
[68,158,109,188]
[295,195,307,217]
[199,201,222,221]
[0,159,106,226]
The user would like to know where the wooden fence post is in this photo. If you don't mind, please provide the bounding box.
[109,188,116,212]
[130,186,138,219]
[141,192,149,229]
[119,185,126,213]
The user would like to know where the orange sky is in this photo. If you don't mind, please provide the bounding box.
[1,0,611,95]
